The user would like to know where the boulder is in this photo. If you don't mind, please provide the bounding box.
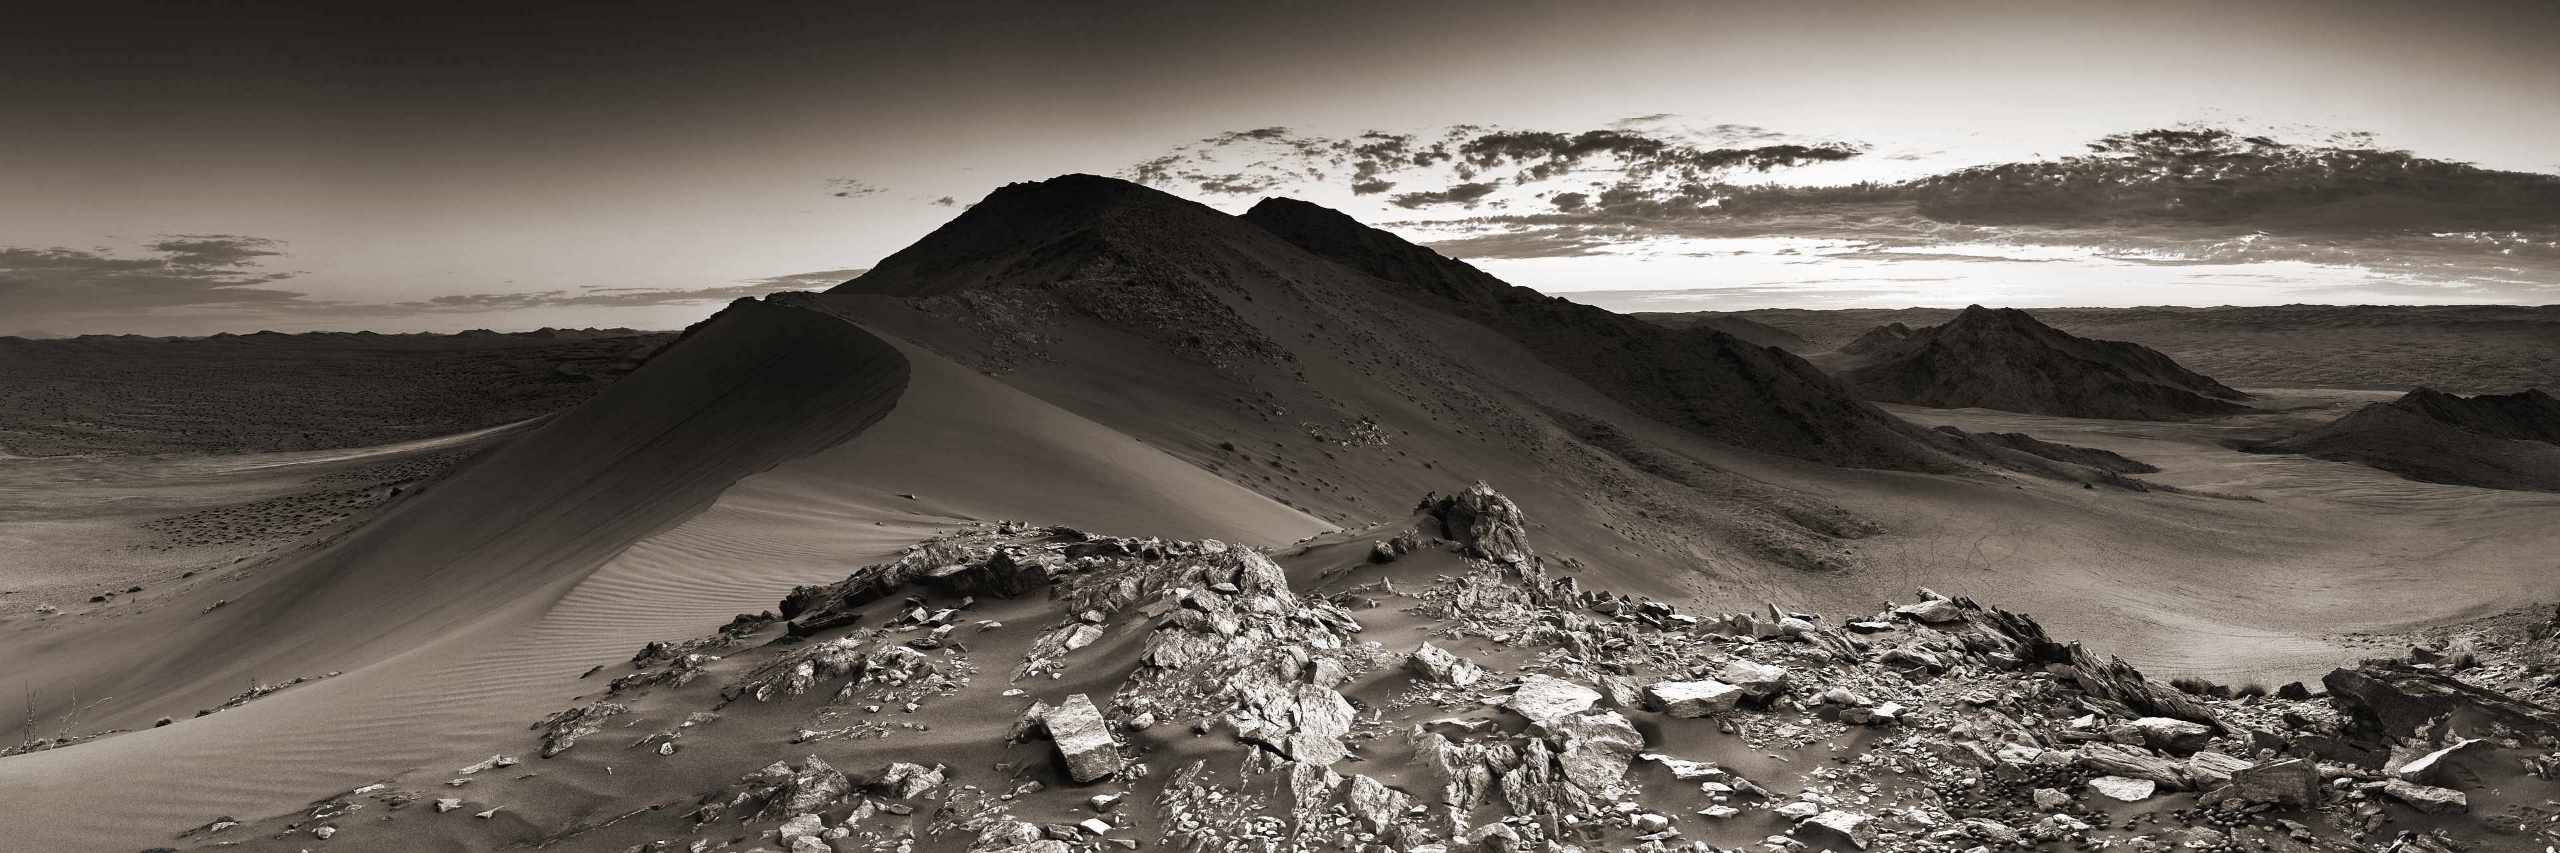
[1045,694,1121,782]
[1545,710,1644,806]
[2184,752,2250,788]
[870,762,944,799]
[1406,642,1483,687]
[2215,757,2319,808]
[2380,779,2468,814]
[1505,675,1602,724]
[1893,599,1964,624]
[1645,680,1743,718]
[1343,774,1409,833]
[1717,660,1791,702]
[2087,775,2156,802]
[2131,716,2214,754]
[1802,809,1877,849]
[2392,737,2487,785]
[1232,683,1357,765]
[2077,743,2185,789]
[1840,702,1903,726]
[1432,483,1533,564]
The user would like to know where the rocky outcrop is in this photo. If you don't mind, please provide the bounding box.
[1428,482,1534,564]
[382,485,2560,853]
[2325,661,2560,740]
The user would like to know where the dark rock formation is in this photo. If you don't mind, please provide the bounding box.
[1835,305,2251,420]
[2256,387,2560,491]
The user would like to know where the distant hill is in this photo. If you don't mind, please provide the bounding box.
[2256,387,2560,491]
[0,328,671,455]
[1826,305,2250,420]
[1659,305,2560,395]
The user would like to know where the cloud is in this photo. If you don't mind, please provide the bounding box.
[1390,181,1501,209]
[1122,121,1866,221]
[826,178,885,198]
[0,235,304,315]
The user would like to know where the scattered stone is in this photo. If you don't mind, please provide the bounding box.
[1045,693,1121,783]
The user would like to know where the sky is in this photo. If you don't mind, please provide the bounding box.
[5,0,2558,335]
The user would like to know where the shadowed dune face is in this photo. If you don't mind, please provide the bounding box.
[3,297,913,734]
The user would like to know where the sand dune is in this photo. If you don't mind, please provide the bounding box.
[0,297,1323,850]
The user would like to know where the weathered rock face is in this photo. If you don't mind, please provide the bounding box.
[2130,716,2214,754]
[1717,659,1791,703]
[1803,808,1877,849]
[2393,737,2487,784]
[1892,598,1964,624]
[1504,675,1601,724]
[1231,683,1357,766]
[1644,679,1742,718]
[2078,743,2188,789]
[2212,757,2320,808]
[868,762,944,799]
[533,701,626,757]
[1430,482,1533,565]
[2183,752,2250,788]
[2382,779,2469,814]
[1542,710,1643,809]
[2326,663,2560,740]
[699,756,851,823]
[1104,542,1366,771]
[2088,775,2157,802]
[918,547,1052,597]
[1044,694,1121,783]
[1406,641,1483,687]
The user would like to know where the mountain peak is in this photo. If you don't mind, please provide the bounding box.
[835,174,1247,298]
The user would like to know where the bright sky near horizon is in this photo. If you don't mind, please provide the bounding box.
[5,0,2558,335]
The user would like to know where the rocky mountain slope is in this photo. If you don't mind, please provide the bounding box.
[826,176,2165,590]
[2253,387,2560,491]
[177,483,2560,853]
[1240,196,1964,471]
[1827,306,2252,420]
